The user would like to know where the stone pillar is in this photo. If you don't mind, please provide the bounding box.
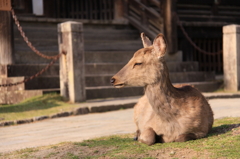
[223,24,240,92]
[58,21,86,103]
[0,11,14,64]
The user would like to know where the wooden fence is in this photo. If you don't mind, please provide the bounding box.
[178,37,222,73]
[44,0,114,21]
[124,0,163,40]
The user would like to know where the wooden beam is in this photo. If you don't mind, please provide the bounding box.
[162,0,178,54]
[114,0,127,23]
[0,11,14,64]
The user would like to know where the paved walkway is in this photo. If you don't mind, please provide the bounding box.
[0,98,240,153]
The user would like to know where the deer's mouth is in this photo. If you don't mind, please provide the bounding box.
[114,83,125,88]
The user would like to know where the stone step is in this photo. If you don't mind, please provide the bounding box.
[90,40,142,51]
[85,80,221,99]
[83,28,140,40]
[85,51,186,64]
[85,71,215,87]
[14,50,134,64]
[14,43,58,52]
[14,27,58,41]
[6,64,59,77]
[0,90,42,104]
[14,39,142,52]
[14,26,140,41]
[14,51,60,64]
[0,77,25,91]
[175,81,223,92]
[85,62,199,74]
[85,51,135,63]
[39,80,222,100]
[14,39,57,46]
[10,71,215,90]
[24,76,59,90]
[170,71,215,83]
[5,61,199,78]
[86,86,144,99]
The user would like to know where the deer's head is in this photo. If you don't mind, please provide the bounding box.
[111,33,167,88]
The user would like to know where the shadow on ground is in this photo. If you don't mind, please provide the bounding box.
[209,123,240,136]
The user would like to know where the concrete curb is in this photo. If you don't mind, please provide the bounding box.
[1,93,240,127]
[204,92,240,99]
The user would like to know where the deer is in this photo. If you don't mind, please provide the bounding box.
[111,33,214,145]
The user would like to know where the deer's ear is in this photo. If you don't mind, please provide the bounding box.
[153,34,167,58]
[141,32,152,48]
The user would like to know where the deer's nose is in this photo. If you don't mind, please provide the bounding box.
[110,78,115,84]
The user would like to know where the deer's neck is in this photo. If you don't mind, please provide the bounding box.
[145,62,177,120]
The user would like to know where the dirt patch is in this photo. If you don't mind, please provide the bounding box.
[141,148,211,159]
[232,126,240,136]
[2,143,209,159]
[34,143,115,159]
[2,143,115,159]
[104,147,212,159]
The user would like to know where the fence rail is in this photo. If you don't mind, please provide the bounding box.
[124,0,163,40]
[44,0,114,21]
[179,37,222,73]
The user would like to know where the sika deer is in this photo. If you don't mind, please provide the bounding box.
[111,33,214,145]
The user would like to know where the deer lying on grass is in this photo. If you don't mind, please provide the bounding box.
[111,33,214,145]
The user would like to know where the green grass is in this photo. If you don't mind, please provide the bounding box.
[0,93,80,122]
[2,117,240,159]
[72,117,240,158]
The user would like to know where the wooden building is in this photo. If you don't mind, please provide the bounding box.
[1,0,240,103]
[12,0,240,74]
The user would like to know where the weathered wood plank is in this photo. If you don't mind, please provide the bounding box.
[0,11,13,64]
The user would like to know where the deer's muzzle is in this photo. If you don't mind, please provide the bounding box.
[110,77,125,88]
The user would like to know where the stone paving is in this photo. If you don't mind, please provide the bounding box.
[0,96,240,153]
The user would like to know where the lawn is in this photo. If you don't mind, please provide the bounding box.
[1,117,240,159]
[0,93,80,122]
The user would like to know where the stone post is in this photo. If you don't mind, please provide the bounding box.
[58,21,86,103]
[0,11,14,64]
[223,24,240,92]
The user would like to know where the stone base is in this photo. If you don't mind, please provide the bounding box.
[0,90,42,104]
[0,77,25,91]
[165,50,182,62]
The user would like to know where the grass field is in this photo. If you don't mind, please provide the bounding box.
[0,93,80,122]
[1,117,240,159]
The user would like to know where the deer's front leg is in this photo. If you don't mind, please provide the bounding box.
[138,127,156,146]
[133,130,140,141]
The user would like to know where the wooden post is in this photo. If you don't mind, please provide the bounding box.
[223,24,240,92]
[162,0,178,54]
[140,0,148,27]
[114,0,127,23]
[0,11,14,64]
[58,21,86,103]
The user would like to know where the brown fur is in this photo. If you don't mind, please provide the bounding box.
[111,33,214,145]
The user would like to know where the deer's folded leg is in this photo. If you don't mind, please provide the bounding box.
[138,127,156,146]
[175,133,197,142]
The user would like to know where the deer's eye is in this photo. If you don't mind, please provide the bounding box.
[133,63,142,68]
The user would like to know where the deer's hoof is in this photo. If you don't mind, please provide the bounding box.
[133,136,138,141]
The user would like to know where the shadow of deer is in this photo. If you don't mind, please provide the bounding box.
[111,33,214,145]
